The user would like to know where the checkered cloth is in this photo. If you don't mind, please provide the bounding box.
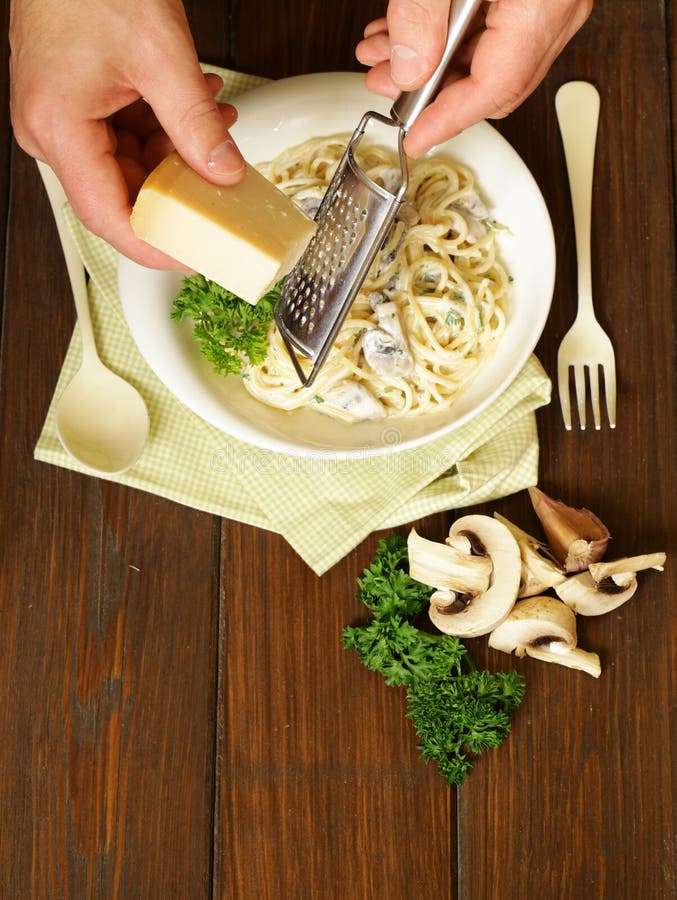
[34,66,551,574]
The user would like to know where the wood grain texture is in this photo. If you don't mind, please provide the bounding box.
[229,0,386,79]
[215,520,454,899]
[456,2,676,898]
[0,0,674,898]
[1,0,12,319]
[0,155,219,897]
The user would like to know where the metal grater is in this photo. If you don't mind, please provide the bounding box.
[275,0,484,387]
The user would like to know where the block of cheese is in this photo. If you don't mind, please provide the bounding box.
[130,151,316,304]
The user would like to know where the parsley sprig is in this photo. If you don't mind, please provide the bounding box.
[342,534,525,785]
[171,275,279,375]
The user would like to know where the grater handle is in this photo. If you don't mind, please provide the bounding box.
[390,0,484,130]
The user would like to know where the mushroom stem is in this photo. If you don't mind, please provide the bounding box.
[407,527,492,594]
[589,552,666,582]
[527,645,602,678]
[494,512,567,597]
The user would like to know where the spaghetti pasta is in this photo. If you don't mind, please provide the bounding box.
[245,135,510,423]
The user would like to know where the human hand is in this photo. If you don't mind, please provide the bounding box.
[356,0,593,157]
[9,0,245,270]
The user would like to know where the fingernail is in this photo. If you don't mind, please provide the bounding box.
[207,139,245,176]
[390,44,423,87]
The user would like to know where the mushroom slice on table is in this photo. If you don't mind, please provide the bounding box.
[588,552,666,582]
[494,513,567,597]
[426,515,521,638]
[489,595,601,678]
[528,486,610,572]
[408,527,492,594]
[556,552,666,616]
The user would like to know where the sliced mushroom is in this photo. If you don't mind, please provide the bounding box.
[363,299,414,378]
[321,380,385,422]
[294,195,322,219]
[588,552,666,582]
[396,201,420,227]
[362,328,413,378]
[374,166,402,194]
[555,570,636,616]
[370,299,407,343]
[445,532,473,555]
[365,291,390,309]
[427,515,521,638]
[451,188,490,242]
[451,187,489,220]
[555,551,666,616]
[494,513,567,597]
[528,486,610,572]
[489,595,601,678]
[408,528,492,594]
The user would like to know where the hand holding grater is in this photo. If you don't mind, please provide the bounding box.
[274,0,484,387]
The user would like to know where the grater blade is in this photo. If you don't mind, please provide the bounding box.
[275,111,407,387]
[275,0,484,388]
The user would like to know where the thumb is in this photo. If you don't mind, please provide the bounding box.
[141,55,245,185]
[386,0,451,89]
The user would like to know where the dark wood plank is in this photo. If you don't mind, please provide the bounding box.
[213,0,675,896]
[183,0,233,69]
[670,0,677,224]
[457,1,676,897]
[0,4,236,893]
[230,0,387,79]
[215,3,457,895]
[216,520,454,899]
[0,0,12,311]
[0,150,219,897]
[1,0,674,897]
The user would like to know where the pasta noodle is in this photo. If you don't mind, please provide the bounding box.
[245,135,510,423]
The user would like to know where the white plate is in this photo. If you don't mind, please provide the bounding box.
[118,72,555,459]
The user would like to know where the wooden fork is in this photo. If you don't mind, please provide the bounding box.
[555,81,616,430]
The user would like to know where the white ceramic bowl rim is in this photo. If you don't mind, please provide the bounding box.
[118,72,555,459]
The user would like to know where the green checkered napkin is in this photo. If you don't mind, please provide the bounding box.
[34,66,552,575]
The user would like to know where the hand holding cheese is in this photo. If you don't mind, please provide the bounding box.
[131,152,317,304]
[9,0,246,270]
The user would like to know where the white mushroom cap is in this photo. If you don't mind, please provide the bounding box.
[428,515,521,638]
[489,596,601,678]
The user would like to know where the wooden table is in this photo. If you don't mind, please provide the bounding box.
[1,1,674,897]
